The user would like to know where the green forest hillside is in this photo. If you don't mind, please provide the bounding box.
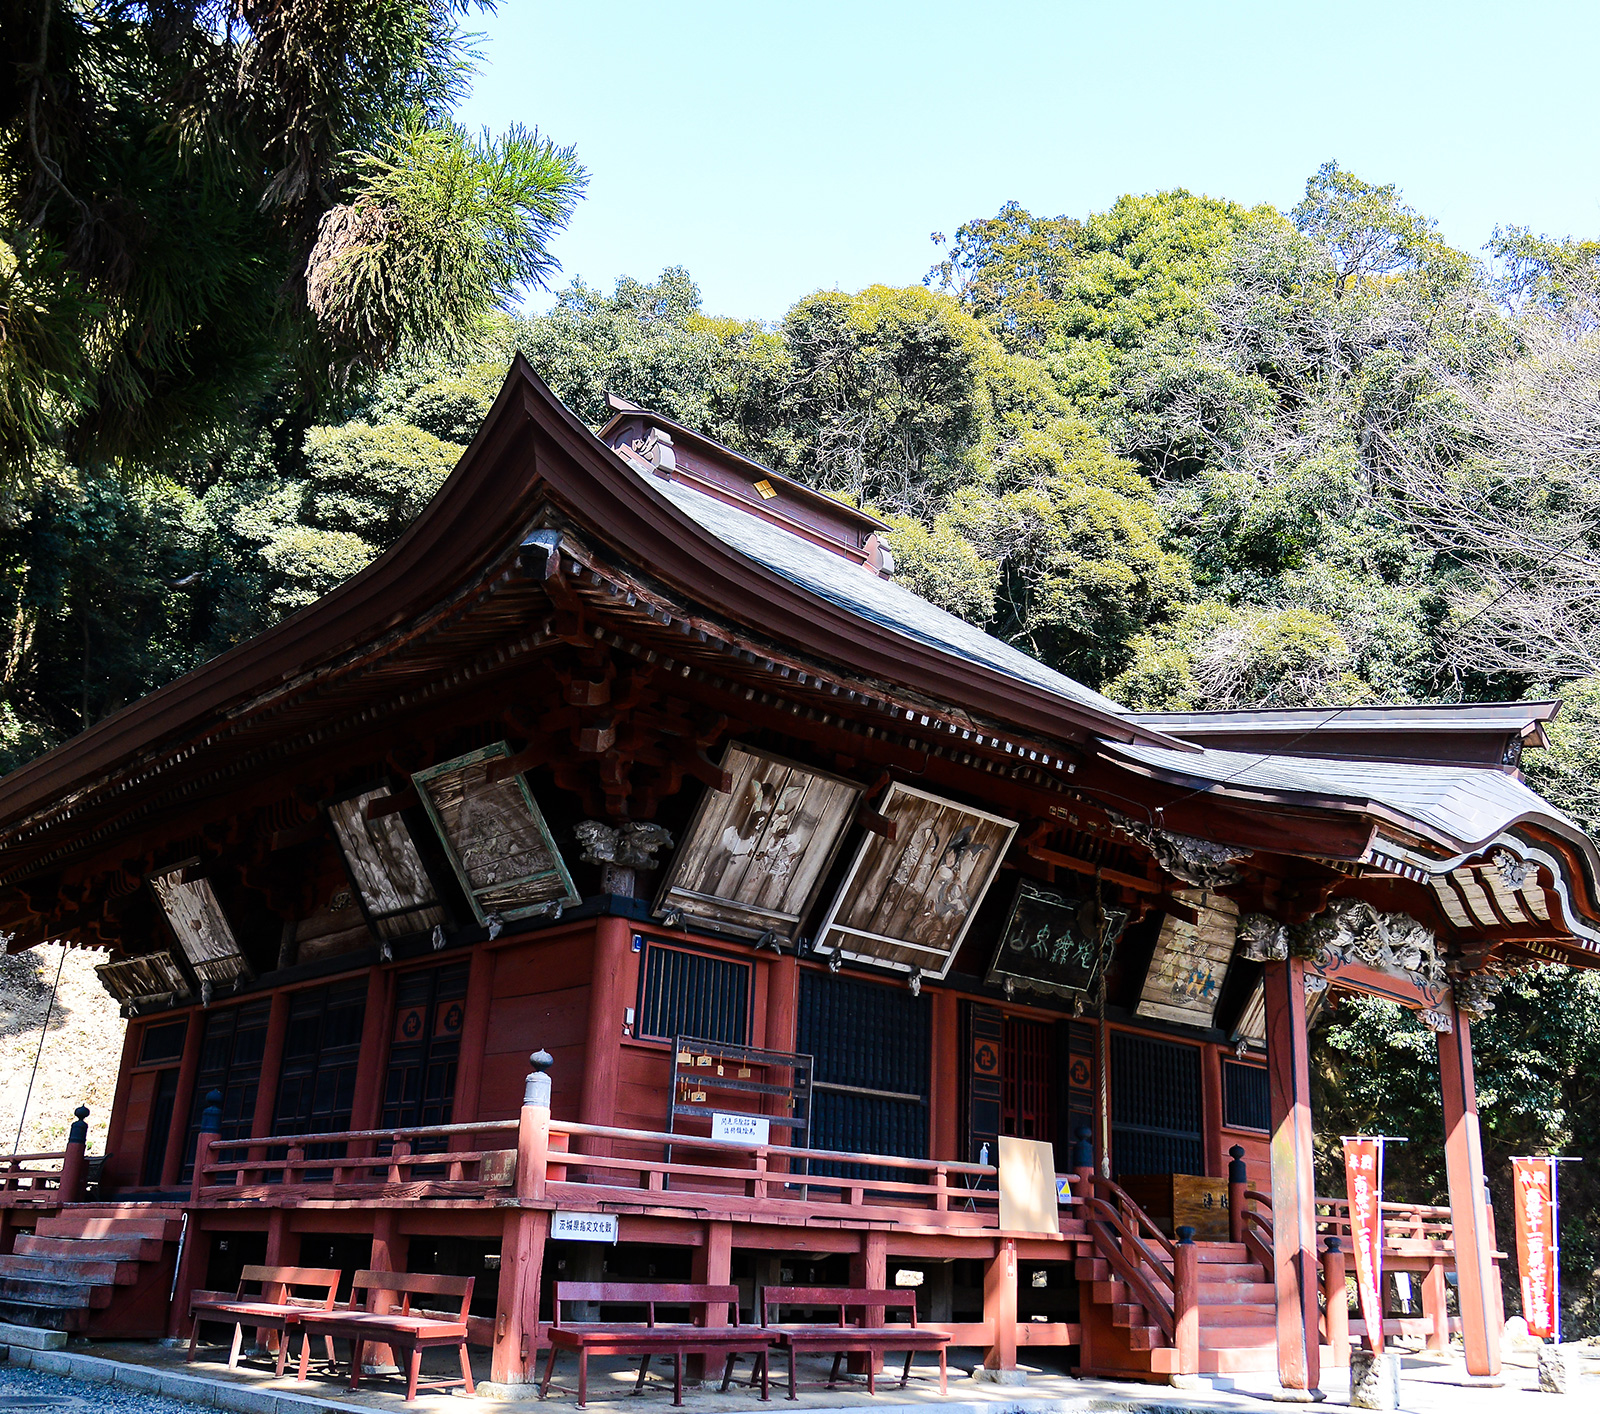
[5,126,1600,1320]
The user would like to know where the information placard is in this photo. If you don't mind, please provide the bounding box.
[711,1112,771,1145]
[551,1212,618,1243]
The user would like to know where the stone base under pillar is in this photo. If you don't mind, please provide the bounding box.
[1538,1344,1577,1395]
[1350,1349,1400,1410]
[972,1366,1027,1385]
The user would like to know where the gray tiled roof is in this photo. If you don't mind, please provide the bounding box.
[641,468,1136,723]
[1106,740,1578,850]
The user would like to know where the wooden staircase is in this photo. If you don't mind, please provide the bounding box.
[1076,1240,1277,1376]
[0,1207,182,1336]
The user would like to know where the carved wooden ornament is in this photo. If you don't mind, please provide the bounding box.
[326,787,447,940]
[813,782,1016,978]
[412,743,578,923]
[654,743,861,941]
[147,866,251,990]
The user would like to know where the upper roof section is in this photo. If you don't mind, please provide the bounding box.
[599,396,891,571]
[1128,701,1562,770]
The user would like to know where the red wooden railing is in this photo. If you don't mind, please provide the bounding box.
[0,1151,71,1192]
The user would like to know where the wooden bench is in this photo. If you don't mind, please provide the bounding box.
[187,1264,341,1376]
[293,1269,475,1402]
[540,1281,773,1408]
[760,1286,949,1399]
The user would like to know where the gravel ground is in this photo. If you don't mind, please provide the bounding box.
[0,1366,198,1412]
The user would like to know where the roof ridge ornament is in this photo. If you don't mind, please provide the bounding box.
[1106,810,1246,888]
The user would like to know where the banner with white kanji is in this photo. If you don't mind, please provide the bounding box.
[1512,1158,1557,1339]
[1342,1137,1385,1351]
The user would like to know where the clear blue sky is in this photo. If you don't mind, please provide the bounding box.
[457,0,1600,322]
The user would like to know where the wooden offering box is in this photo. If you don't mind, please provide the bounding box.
[1118,1173,1230,1241]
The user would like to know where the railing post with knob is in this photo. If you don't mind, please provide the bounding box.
[1228,1144,1248,1245]
[517,1050,552,1202]
[168,1089,221,1341]
[1174,1226,1200,1378]
[1322,1236,1349,1366]
[1072,1123,1096,1204]
[58,1106,90,1204]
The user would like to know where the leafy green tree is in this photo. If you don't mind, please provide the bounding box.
[0,0,585,471]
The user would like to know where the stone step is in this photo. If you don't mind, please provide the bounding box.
[34,1215,181,1243]
[0,1276,110,1310]
[0,1300,89,1333]
[13,1235,163,1264]
[0,1254,136,1286]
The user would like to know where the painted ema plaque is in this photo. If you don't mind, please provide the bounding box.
[326,786,447,941]
[1135,888,1239,1029]
[813,782,1016,978]
[655,743,861,942]
[412,743,579,924]
[985,880,1127,999]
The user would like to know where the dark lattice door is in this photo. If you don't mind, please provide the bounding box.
[1109,1031,1203,1177]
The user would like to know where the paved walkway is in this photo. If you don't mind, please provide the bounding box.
[2,1338,1595,1413]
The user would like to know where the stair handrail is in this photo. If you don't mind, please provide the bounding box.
[1082,1194,1176,1340]
[1090,1175,1177,1258]
[1239,1186,1274,1274]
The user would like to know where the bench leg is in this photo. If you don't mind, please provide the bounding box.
[275,1327,291,1378]
[902,1349,913,1387]
[829,1352,842,1387]
[297,1331,311,1382]
[539,1344,557,1400]
[939,1348,947,1395]
[577,1348,588,1409]
[760,1350,770,1402]
[459,1338,475,1396]
[867,1352,876,1396]
[672,1350,682,1407]
[228,1322,245,1371]
[720,1352,736,1392]
[788,1346,798,1401]
[635,1352,652,1394]
[186,1317,199,1363]
[405,1345,423,1403]
[348,1339,364,1392]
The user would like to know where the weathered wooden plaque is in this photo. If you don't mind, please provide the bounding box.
[327,787,447,940]
[813,782,1016,978]
[1135,888,1238,1028]
[412,743,578,924]
[654,743,861,941]
[147,867,251,990]
[985,880,1126,999]
[95,950,192,1007]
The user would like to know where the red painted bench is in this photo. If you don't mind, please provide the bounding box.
[540,1281,773,1407]
[187,1264,341,1376]
[760,1286,949,1399]
[293,1269,475,1402]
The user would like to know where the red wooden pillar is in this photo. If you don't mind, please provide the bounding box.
[1263,957,1320,1395]
[982,1238,1018,1372]
[1438,1007,1502,1377]
[249,991,292,1143]
[159,1005,204,1189]
[347,966,394,1139]
[1322,1238,1349,1367]
[255,1207,292,1353]
[764,953,797,1053]
[364,1209,409,1371]
[168,1092,221,1339]
[1201,1045,1225,1177]
[58,1106,89,1204]
[492,1052,554,1385]
[578,918,631,1148]
[689,1221,734,1380]
[848,1227,887,1374]
[1421,1257,1448,1354]
[450,944,497,1125]
[102,1021,143,1185]
[931,988,960,1161]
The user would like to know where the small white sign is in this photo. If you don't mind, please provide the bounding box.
[551,1211,618,1243]
[711,1112,770,1145]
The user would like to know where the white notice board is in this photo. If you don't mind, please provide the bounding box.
[551,1212,618,1243]
[711,1112,771,1145]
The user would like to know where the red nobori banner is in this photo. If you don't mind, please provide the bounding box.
[1342,1137,1385,1351]
[1512,1158,1557,1339]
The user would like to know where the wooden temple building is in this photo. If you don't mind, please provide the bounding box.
[0,361,1596,1394]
